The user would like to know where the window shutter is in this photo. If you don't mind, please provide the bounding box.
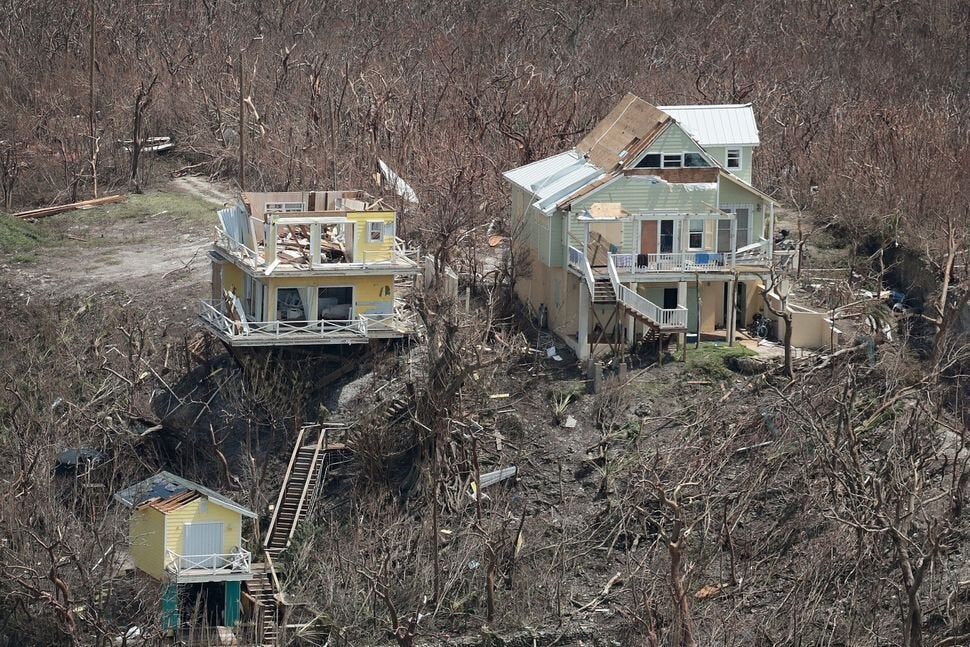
[704,219,716,250]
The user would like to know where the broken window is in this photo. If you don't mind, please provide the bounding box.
[318,286,353,321]
[636,153,662,168]
[662,153,683,168]
[368,221,385,243]
[684,152,708,167]
[276,288,306,322]
[688,219,704,250]
[726,149,741,169]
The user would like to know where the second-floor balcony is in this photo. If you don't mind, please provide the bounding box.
[608,239,772,276]
[164,547,252,583]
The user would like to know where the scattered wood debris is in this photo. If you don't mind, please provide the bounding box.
[14,194,127,220]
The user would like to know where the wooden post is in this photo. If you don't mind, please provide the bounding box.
[727,277,737,346]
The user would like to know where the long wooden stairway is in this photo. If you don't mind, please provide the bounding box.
[264,423,347,556]
[247,423,347,646]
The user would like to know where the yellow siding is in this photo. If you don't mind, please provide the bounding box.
[130,506,166,580]
[221,263,245,298]
[348,210,395,263]
[164,498,243,562]
[267,274,395,316]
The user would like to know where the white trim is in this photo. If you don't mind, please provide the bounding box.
[317,284,356,321]
[726,148,742,170]
[687,219,705,251]
[367,220,385,243]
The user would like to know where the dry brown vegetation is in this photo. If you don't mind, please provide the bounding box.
[2,1,970,646]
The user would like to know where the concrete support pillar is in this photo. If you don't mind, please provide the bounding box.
[578,284,590,361]
[727,278,738,346]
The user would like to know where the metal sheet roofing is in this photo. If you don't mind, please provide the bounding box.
[504,151,606,214]
[114,471,257,518]
[657,104,760,147]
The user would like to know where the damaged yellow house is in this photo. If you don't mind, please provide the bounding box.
[200,190,420,346]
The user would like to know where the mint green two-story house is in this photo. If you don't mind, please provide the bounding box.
[504,93,782,360]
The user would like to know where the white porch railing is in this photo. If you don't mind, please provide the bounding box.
[606,254,688,330]
[199,300,415,342]
[611,251,729,273]
[732,238,771,265]
[567,245,597,289]
[164,547,251,579]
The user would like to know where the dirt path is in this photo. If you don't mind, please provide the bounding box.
[170,175,236,206]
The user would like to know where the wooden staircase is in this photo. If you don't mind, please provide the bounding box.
[247,562,279,647]
[264,423,346,556]
[592,276,617,304]
[246,423,347,646]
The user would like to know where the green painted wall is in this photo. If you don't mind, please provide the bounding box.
[162,584,179,630]
[706,146,754,184]
[643,123,707,156]
[718,177,768,240]
[572,177,719,214]
[224,581,241,626]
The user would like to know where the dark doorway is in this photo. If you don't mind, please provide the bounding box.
[663,287,679,310]
[181,581,226,626]
[659,220,674,253]
[736,283,747,328]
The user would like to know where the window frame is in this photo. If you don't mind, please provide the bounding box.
[661,152,684,168]
[687,219,705,251]
[726,148,742,170]
[367,220,386,243]
[264,201,305,213]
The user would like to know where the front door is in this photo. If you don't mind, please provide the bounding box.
[183,522,223,569]
[640,220,657,255]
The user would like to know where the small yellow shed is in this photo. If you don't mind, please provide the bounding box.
[114,471,256,584]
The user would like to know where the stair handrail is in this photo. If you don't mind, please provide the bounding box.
[265,425,308,548]
[287,427,326,546]
[607,253,622,293]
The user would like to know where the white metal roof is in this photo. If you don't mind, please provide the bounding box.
[503,151,606,214]
[658,104,760,147]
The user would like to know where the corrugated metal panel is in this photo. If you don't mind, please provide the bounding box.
[504,151,606,214]
[658,104,760,147]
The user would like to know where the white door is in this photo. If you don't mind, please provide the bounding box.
[183,522,223,569]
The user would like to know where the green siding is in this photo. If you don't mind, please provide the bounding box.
[573,176,719,214]
[718,177,768,240]
[644,123,707,156]
[549,212,564,267]
[708,146,754,184]
[162,584,179,630]
[535,208,551,265]
[224,581,241,626]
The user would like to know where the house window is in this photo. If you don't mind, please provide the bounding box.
[662,153,683,168]
[684,152,709,167]
[688,219,704,250]
[265,202,305,212]
[637,153,661,168]
[384,221,396,241]
[726,149,741,170]
[368,221,385,243]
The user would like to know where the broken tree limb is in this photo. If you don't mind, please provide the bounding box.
[13,194,127,219]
